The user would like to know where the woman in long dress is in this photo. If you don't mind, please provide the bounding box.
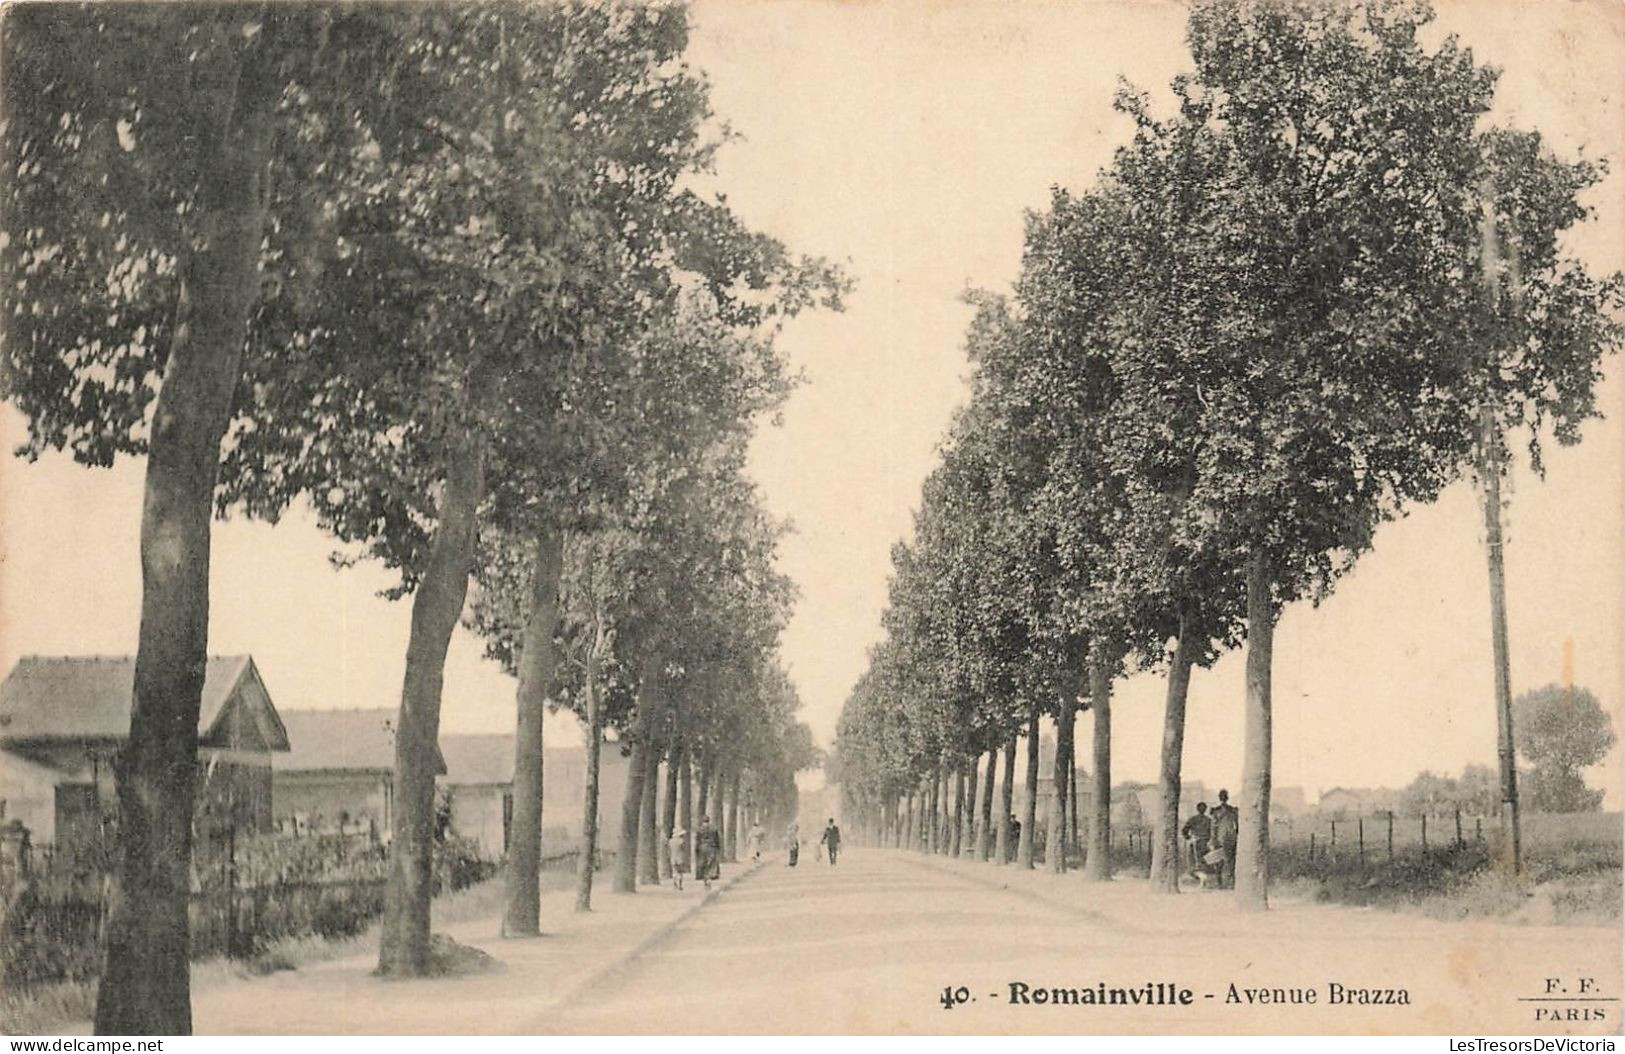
[694,815,723,890]
[668,826,690,890]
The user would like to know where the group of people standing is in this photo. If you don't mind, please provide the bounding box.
[784,818,842,868]
[1178,789,1240,889]
[664,815,839,891]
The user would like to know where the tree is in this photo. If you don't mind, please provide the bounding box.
[1398,771,1459,818]
[1148,0,1524,910]
[0,5,425,1030]
[1455,764,1500,817]
[1514,685,1615,813]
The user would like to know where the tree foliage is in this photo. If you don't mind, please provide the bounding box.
[1515,684,1615,813]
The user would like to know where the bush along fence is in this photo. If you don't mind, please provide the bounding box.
[0,820,498,992]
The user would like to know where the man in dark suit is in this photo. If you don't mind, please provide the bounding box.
[1210,790,1240,889]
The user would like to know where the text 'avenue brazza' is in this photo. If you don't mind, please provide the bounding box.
[1002,982,1413,1007]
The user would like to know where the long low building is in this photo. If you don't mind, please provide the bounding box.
[273,708,630,858]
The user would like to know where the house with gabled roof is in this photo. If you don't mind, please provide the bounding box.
[0,655,289,855]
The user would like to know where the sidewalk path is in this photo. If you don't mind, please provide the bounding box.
[70,861,760,1036]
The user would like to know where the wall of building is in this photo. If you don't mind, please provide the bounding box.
[0,751,61,843]
[274,772,391,834]
[446,784,507,858]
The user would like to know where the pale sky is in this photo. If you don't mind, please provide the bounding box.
[2,1,1621,806]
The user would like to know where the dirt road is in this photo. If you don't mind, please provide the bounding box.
[535,849,1621,1035]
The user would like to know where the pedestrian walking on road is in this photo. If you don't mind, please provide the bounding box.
[668,826,690,891]
[695,816,723,890]
[1210,790,1240,890]
[819,818,842,866]
[747,821,766,861]
[785,821,800,868]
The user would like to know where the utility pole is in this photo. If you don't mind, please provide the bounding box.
[1478,179,1521,876]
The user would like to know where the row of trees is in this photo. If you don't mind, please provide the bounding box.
[832,0,1619,908]
[2,2,834,1033]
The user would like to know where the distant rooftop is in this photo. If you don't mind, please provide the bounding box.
[274,707,611,786]
[276,707,409,774]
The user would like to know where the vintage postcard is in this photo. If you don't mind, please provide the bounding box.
[0,0,1621,1038]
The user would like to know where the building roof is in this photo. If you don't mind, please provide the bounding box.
[275,707,445,776]
[0,655,288,750]
[273,712,613,788]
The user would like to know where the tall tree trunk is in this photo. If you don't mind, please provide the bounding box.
[1082,645,1114,882]
[378,432,487,976]
[1047,700,1075,875]
[950,764,966,857]
[678,750,694,876]
[725,771,741,862]
[1019,706,1039,869]
[502,530,565,938]
[904,792,917,851]
[1150,616,1196,893]
[978,745,996,861]
[574,646,604,913]
[636,737,660,885]
[925,783,934,852]
[926,770,940,855]
[93,31,279,1037]
[660,737,681,879]
[1067,720,1080,855]
[614,730,648,894]
[961,756,979,858]
[1235,552,1275,910]
[997,733,1016,865]
[695,756,710,830]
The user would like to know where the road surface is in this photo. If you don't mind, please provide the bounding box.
[534,848,1621,1035]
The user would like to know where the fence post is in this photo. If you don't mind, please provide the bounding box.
[1358,817,1365,869]
[1387,812,1394,862]
[1455,808,1464,850]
